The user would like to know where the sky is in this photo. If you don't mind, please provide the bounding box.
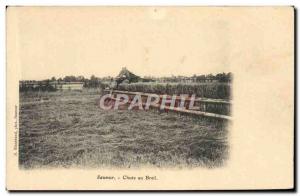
[10,7,240,80]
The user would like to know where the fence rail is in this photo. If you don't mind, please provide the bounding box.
[103,89,232,120]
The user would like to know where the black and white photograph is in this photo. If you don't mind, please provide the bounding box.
[19,67,232,169]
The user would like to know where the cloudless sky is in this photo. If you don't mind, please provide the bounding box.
[10,7,255,80]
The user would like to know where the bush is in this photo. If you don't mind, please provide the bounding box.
[117,82,231,100]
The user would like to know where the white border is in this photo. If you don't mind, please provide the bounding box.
[0,0,299,6]
[0,0,297,195]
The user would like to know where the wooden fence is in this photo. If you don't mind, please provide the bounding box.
[103,89,232,120]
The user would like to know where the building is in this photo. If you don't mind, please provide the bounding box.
[19,80,84,91]
[52,82,84,90]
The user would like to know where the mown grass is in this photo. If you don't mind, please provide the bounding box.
[19,90,229,169]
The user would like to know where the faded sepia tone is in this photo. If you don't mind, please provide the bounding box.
[7,6,294,190]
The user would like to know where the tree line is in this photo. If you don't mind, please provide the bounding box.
[20,72,232,92]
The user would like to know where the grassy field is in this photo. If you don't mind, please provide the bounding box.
[19,89,229,169]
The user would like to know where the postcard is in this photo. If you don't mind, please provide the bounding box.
[6,6,294,190]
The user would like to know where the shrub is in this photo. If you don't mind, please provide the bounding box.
[117,82,231,100]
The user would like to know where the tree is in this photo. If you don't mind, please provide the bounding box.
[63,76,77,82]
[89,75,100,88]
